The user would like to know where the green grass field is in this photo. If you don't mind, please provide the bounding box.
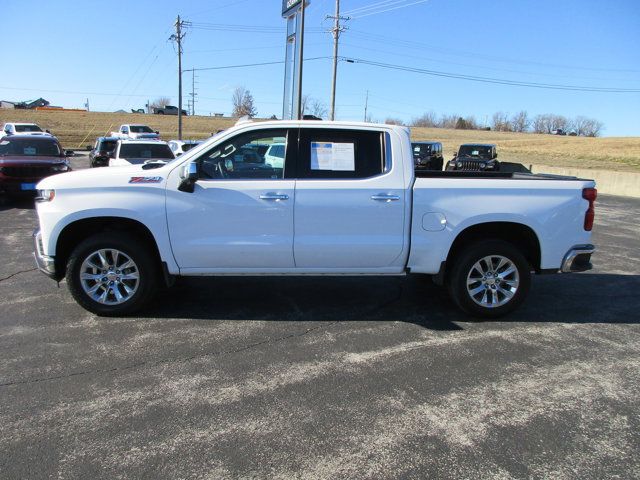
[2,109,639,172]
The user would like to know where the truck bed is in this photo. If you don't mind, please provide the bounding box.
[414,170,593,182]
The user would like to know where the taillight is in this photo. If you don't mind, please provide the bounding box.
[582,187,597,231]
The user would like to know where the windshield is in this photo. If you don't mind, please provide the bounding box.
[458,145,492,158]
[0,137,60,156]
[15,124,43,133]
[413,144,432,155]
[99,140,117,152]
[119,143,174,163]
[129,125,154,133]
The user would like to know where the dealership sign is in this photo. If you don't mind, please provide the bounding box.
[282,0,302,16]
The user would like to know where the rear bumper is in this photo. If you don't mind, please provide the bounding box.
[561,244,595,273]
[32,229,57,279]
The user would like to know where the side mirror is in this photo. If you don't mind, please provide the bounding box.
[155,131,160,134]
[64,150,74,157]
[46,129,51,134]
[494,152,498,159]
[176,152,183,157]
[178,162,199,193]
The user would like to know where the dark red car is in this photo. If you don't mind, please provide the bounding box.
[0,135,72,196]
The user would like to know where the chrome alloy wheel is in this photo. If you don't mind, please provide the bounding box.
[79,249,140,305]
[466,255,520,308]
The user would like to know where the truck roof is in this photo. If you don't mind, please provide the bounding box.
[460,143,496,148]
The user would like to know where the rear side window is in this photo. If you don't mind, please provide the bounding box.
[298,128,384,179]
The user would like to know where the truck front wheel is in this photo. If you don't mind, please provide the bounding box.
[65,233,159,316]
[447,239,531,318]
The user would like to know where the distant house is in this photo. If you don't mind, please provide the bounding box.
[15,97,50,109]
[0,100,15,109]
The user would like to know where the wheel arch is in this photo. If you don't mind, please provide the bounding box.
[445,221,542,275]
[54,217,163,280]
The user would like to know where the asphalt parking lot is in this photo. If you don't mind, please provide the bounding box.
[1,154,639,479]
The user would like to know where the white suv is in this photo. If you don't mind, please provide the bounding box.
[1,123,53,139]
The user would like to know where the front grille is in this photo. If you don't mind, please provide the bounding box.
[1,165,54,178]
[458,160,483,171]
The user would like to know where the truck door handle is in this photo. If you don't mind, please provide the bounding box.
[371,194,400,202]
[259,193,289,201]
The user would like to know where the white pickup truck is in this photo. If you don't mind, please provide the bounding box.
[110,124,160,140]
[33,120,597,318]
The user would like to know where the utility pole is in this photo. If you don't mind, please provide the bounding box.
[364,90,369,122]
[190,69,198,116]
[170,16,189,139]
[327,0,349,121]
[295,0,306,120]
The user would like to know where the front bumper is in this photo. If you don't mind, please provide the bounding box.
[561,244,595,273]
[32,229,57,279]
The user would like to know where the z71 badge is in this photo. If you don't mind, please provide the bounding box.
[129,176,163,184]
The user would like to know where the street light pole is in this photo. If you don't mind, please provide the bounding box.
[295,0,306,120]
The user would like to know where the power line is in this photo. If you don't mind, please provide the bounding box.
[342,57,640,92]
[185,56,331,73]
[347,29,640,74]
[346,0,430,18]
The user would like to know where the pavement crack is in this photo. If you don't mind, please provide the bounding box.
[0,321,340,388]
[0,268,37,283]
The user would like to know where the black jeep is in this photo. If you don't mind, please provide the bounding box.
[446,143,499,171]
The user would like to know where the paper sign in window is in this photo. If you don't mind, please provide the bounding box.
[310,142,355,171]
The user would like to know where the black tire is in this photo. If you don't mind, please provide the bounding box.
[65,232,159,316]
[447,239,531,318]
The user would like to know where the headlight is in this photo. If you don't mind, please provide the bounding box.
[36,189,55,202]
[52,162,70,172]
[456,162,463,168]
[479,163,486,169]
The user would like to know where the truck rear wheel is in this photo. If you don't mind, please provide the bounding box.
[65,233,159,316]
[447,239,531,318]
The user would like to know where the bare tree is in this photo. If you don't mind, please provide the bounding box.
[492,111,510,132]
[532,114,548,134]
[384,117,404,126]
[411,111,438,128]
[439,114,458,129]
[582,118,604,137]
[301,95,311,116]
[550,114,568,133]
[232,86,257,118]
[510,111,530,132]
[150,97,171,109]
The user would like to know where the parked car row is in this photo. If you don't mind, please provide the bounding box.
[412,140,500,172]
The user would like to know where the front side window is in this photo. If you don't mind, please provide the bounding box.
[298,128,384,179]
[198,129,287,180]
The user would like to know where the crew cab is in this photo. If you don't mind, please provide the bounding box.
[0,135,71,195]
[1,123,53,139]
[152,105,187,116]
[109,140,174,167]
[447,143,499,171]
[110,125,160,140]
[33,120,597,318]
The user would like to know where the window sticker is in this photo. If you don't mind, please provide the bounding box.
[24,147,37,155]
[310,142,355,171]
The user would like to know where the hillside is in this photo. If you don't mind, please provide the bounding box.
[2,109,639,172]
